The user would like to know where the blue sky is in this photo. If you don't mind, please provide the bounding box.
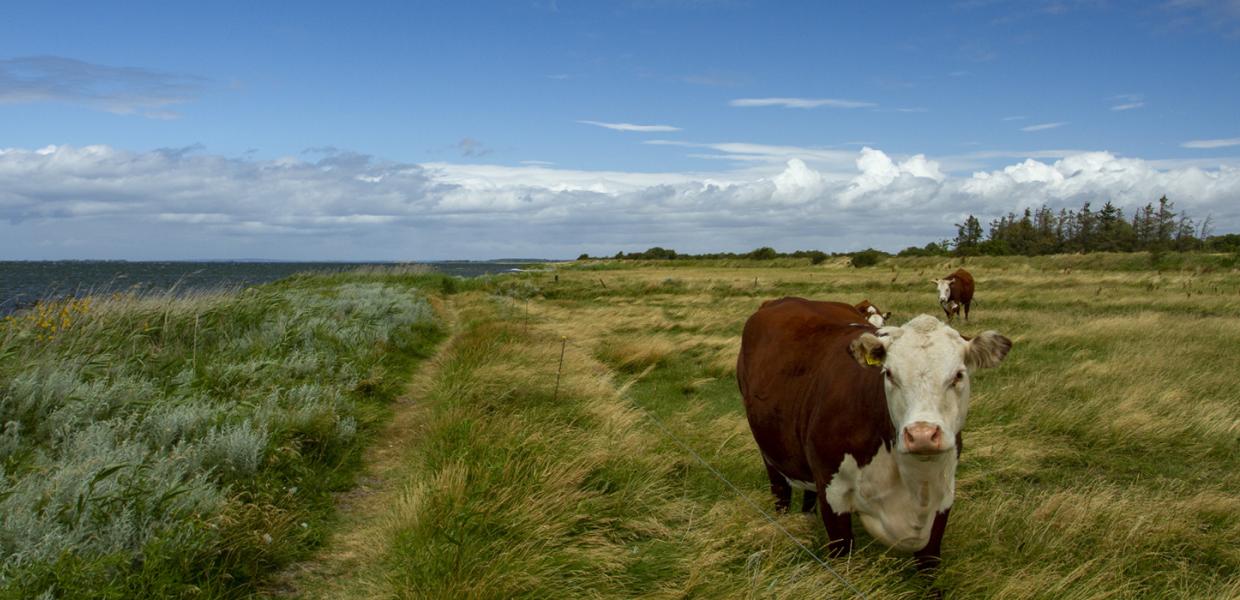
[1,1,1239,260]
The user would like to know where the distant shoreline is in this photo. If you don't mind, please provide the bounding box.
[0,260,551,313]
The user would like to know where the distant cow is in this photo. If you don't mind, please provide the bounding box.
[853,299,892,327]
[933,269,974,321]
[737,298,1011,570]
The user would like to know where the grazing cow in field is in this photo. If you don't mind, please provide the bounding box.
[933,269,975,321]
[736,298,1011,570]
[853,299,892,327]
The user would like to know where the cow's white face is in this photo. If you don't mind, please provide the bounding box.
[864,306,886,327]
[850,315,1011,456]
[933,279,952,304]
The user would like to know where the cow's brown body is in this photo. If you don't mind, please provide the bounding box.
[941,269,975,321]
[736,297,951,566]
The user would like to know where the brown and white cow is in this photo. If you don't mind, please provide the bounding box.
[933,268,975,321]
[853,299,892,328]
[737,297,1011,569]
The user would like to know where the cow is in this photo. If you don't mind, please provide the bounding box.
[933,269,975,321]
[853,299,892,328]
[736,297,1011,571]
[760,297,891,328]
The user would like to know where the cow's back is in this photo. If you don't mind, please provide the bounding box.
[950,268,975,303]
[738,297,887,482]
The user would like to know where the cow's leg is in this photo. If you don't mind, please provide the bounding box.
[817,484,853,557]
[800,489,817,513]
[914,508,951,572]
[763,462,792,512]
[821,508,853,557]
[964,301,971,321]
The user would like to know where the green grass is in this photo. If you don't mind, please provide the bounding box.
[315,256,1240,599]
[0,268,447,598]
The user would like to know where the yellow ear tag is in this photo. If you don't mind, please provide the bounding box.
[864,354,883,367]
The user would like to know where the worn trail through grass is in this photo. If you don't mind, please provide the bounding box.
[266,298,460,599]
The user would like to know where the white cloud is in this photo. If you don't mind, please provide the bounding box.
[1182,137,1240,149]
[644,139,857,171]
[1110,102,1145,111]
[2,144,1238,260]
[1002,115,1028,121]
[729,97,876,109]
[1021,121,1068,132]
[578,120,681,132]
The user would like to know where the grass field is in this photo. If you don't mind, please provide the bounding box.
[0,268,447,598]
[5,255,1239,598]
[287,253,1240,599]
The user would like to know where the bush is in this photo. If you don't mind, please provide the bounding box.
[850,248,886,268]
[746,247,779,260]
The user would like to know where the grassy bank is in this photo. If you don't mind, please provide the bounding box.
[0,268,447,598]
[319,257,1239,598]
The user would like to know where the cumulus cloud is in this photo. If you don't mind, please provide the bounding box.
[1,144,1237,260]
[1021,121,1068,132]
[1182,137,1240,149]
[0,55,205,118]
[578,120,681,132]
[729,97,876,109]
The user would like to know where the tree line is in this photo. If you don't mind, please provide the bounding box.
[582,195,1239,264]
[941,196,1240,257]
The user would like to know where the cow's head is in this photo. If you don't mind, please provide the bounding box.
[931,278,952,304]
[855,300,893,328]
[849,315,1011,456]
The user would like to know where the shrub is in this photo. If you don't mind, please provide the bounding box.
[850,248,886,268]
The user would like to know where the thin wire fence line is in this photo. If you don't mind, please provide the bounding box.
[545,332,868,600]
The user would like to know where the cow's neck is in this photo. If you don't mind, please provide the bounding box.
[851,445,957,552]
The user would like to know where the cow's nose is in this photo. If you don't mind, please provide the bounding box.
[903,422,943,454]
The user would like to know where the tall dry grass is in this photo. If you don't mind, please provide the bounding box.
[330,255,1240,598]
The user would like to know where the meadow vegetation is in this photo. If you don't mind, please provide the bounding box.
[6,254,1239,598]
[0,268,447,598]
[296,252,1239,599]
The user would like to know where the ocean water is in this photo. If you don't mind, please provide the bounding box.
[0,261,540,312]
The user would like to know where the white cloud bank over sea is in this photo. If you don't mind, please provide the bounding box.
[1,144,1237,260]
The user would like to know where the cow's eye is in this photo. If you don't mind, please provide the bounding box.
[953,370,966,386]
[884,369,897,385]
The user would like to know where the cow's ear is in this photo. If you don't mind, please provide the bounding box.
[850,333,888,368]
[965,331,1012,369]
[882,311,892,321]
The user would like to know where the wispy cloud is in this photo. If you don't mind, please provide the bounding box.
[1110,93,1144,111]
[1181,137,1240,149]
[644,139,857,168]
[1021,121,1068,132]
[729,97,876,109]
[578,120,682,132]
[894,107,929,113]
[1002,115,1028,121]
[0,55,205,119]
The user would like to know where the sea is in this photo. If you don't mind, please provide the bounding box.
[0,261,546,313]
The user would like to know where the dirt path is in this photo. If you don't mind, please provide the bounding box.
[263,297,458,599]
